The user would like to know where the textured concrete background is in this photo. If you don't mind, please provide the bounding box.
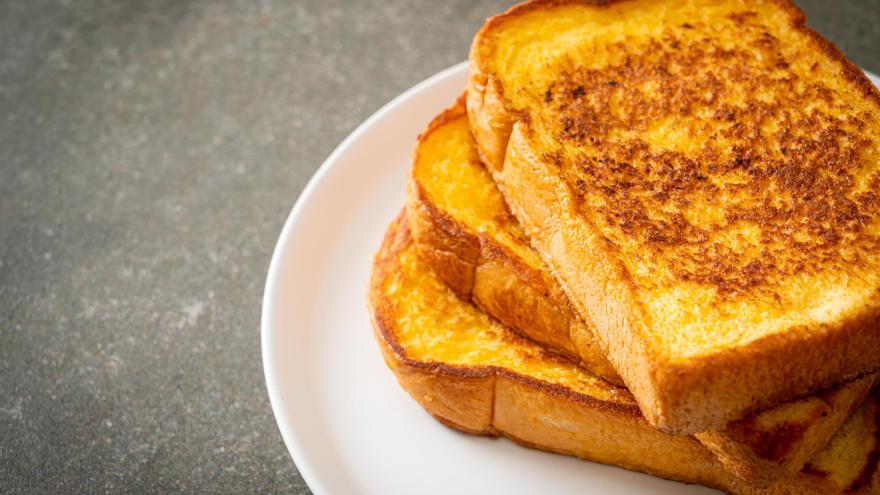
[1,1,878,493]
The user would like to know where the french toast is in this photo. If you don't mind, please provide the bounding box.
[407,99,879,485]
[468,0,880,433]
[369,213,880,495]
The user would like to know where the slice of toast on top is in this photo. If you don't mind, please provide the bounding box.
[369,212,880,495]
[468,0,880,433]
[406,98,879,485]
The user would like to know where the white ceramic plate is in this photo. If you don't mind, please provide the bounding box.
[262,62,880,495]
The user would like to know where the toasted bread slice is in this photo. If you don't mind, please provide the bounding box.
[407,99,879,485]
[369,213,880,495]
[468,0,880,433]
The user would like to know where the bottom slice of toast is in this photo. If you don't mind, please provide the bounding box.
[405,98,879,486]
[369,213,880,495]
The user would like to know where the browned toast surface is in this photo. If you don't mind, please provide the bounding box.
[409,98,879,485]
[369,213,880,494]
[468,0,880,433]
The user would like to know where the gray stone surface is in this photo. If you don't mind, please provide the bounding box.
[1,0,877,493]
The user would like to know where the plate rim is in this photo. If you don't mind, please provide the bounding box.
[262,63,880,494]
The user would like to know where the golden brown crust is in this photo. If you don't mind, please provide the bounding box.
[371,212,637,415]
[472,249,578,357]
[406,184,480,298]
[407,100,623,385]
[656,308,880,426]
[467,0,880,434]
[544,29,878,297]
[368,214,855,494]
[470,0,880,166]
[408,185,624,383]
[499,121,663,417]
[407,96,482,298]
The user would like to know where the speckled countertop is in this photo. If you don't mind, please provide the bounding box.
[1,1,878,493]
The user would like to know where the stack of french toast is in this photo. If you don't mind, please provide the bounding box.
[367,1,880,493]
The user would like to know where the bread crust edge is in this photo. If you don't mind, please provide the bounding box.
[467,0,880,434]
